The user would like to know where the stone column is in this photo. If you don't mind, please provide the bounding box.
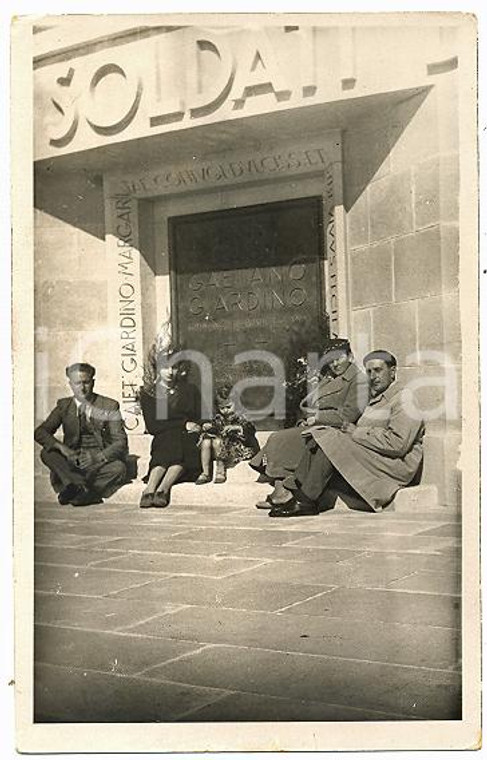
[104,177,146,433]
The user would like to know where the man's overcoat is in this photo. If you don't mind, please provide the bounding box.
[310,382,424,510]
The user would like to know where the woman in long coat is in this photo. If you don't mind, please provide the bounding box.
[249,339,369,507]
[138,361,202,508]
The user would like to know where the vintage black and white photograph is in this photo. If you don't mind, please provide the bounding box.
[12,9,480,753]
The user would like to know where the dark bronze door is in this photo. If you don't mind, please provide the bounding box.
[169,196,326,428]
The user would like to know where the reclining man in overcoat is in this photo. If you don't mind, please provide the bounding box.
[35,363,128,507]
[269,350,425,517]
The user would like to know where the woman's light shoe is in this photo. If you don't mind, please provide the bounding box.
[214,461,227,484]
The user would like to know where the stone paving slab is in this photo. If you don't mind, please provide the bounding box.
[35,501,126,511]
[35,508,126,522]
[109,575,332,613]
[142,645,462,720]
[329,510,461,523]
[92,536,241,557]
[387,571,462,595]
[126,605,460,671]
[231,553,451,590]
[35,564,165,596]
[34,520,190,539]
[155,504,249,516]
[172,526,321,545]
[416,523,462,538]
[255,515,446,536]
[322,521,450,536]
[35,625,206,675]
[437,545,463,556]
[280,586,461,629]
[35,662,229,722]
[371,533,462,551]
[33,496,462,723]
[34,546,129,567]
[291,532,459,553]
[34,518,82,533]
[168,510,340,525]
[34,592,184,630]
[40,521,195,539]
[156,514,317,530]
[92,552,267,578]
[341,550,461,576]
[34,532,123,548]
[220,544,364,563]
[180,691,412,722]
[420,553,461,572]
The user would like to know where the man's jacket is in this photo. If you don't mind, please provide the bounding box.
[34,394,128,463]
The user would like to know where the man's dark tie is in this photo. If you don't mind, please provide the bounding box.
[78,403,90,428]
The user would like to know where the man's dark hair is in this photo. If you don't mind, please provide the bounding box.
[65,362,96,379]
[363,350,397,368]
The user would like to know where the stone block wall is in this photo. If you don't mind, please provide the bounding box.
[344,74,461,506]
[34,170,117,433]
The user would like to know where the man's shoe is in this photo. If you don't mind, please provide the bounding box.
[139,492,154,508]
[153,491,170,508]
[71,486,102,507]
[58,483,80,506]
[269,499,319,518]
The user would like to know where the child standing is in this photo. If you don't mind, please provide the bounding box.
[196,387,259,484]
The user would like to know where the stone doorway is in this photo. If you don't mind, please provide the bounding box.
[168,196,327,428]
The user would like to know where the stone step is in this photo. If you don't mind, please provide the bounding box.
[115,479,269,507]
[118,481,443,512]
[389,485,440,512]
[324,484,442,514]
[132,458,263,486]
[124,436,444,510]
[126,430,272,456]
[34,473,269,507]
[35,467,447,515]
[35,430,451,513]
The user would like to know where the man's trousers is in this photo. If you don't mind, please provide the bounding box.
[40,449,126,498]
[284,439,375,512]
[283,439,335,505]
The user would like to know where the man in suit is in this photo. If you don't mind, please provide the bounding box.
[35,363,128,506]
[268,350,425,517]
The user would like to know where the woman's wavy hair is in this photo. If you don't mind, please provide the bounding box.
[141,320,187,395]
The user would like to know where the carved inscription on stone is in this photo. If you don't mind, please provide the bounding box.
[171,197,325,424]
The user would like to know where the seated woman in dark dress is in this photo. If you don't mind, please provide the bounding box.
[138,359,202,508]
[249,338,369,509]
